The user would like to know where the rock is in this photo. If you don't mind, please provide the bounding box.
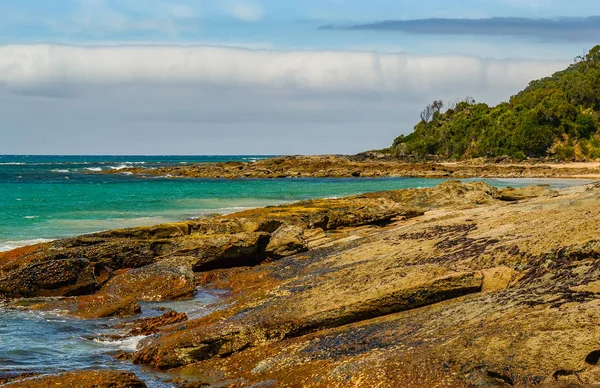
[101,155,600,180]
[265,225,307,259]
[133,268,483,369]
[25,257,197,318]
[119,311,188,336]
[495,185,558,201]
[0,373,39,386]
[100,257,197,302]
[26,294,142,319]
[0,258,98,298]
[0,182,503,301]
[0,370,146,388]
[185,233,271,272]
[481,266,517,292]
[121,182,600,386]
[6,180,592,386]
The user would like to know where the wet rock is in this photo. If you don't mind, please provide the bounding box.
[0,258,98,298]
[26,257,197,318]
[0,370,146,388]
[27,293,142,319]
[119,311,188,336]
[100,257,197,302]
[0,373,39,386]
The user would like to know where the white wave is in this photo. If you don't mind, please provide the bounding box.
[108,165,129,170]
[93,335,148,351]
[121,172,134,176]
[0,162,26,165]
[51,169,70,173]
[24,216,39,219]
[85,167,103,172]
[0,238,54,252]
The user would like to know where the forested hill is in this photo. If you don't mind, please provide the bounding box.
[391,45,600,160]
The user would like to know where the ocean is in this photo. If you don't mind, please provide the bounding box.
[0,155,594,386]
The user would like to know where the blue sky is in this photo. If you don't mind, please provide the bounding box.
[0,1,598,154]
[1,0,598,57]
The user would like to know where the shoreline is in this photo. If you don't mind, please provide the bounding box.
[103,155,600,180]
[1,176,593,254]
[3,180,600,386]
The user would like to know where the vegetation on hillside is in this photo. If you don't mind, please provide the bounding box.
[391,45,600,160]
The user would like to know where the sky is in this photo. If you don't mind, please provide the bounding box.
[1,0,599,155]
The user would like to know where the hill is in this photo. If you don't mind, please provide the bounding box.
[391,45,600,160]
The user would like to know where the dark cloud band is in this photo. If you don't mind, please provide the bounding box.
[321,17,600,42]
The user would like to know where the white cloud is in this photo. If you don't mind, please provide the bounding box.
[0,44,569,154]
[0,44,567,98]
[226,1,264,22]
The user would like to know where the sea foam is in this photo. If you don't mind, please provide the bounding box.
[0,239,54,252]
[92,335,148,351]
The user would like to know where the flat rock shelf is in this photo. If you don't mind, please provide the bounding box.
[3,181,600,387]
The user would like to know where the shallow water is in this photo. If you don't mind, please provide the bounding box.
[0,290,227,387]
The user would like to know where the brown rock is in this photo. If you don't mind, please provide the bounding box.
[101,155,600,180]
[265,225,307,258]
[133,268,483,369]
[6,180,591,386]
[481,266,517,292]
[121,182,600,386]
[495,185,558,201]
[0,370,146,388]
[0,181,501,301]
[0,258,98,298]
[26,294,142,319]
[100,257,197,302]
[119,311,188,336]
[182,232,271,272]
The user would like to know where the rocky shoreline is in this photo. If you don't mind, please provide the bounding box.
[3,181,600,386]
[104,155,600,179]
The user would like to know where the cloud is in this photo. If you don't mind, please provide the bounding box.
[0,44,569,154]
[0,44,567,97]
[323,16,600,42]
[226,1,264,22]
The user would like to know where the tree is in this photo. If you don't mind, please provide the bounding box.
[420,100,444,123]
[395,46,600,160]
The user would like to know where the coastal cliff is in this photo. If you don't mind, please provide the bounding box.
[3,181,600,386]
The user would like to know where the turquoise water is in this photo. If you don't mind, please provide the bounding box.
[0,155,595,386]
[0,155,594,252]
